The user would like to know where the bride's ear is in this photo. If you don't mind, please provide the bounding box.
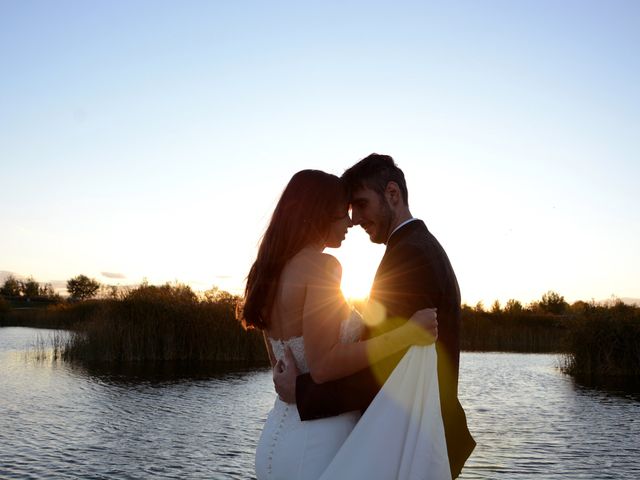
[384,181,402,206]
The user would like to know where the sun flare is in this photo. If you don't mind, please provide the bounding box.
[340,270,371,301]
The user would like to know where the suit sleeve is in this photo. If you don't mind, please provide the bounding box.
[296,365,382,420]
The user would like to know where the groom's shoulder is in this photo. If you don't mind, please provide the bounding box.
[394,222,431,250]
[390,225,443,264]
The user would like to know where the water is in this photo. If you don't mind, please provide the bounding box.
[1,327,639,479]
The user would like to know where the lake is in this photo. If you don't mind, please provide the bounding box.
[1,327,639,479]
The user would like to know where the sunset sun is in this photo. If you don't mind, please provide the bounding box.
[329,228,384,301]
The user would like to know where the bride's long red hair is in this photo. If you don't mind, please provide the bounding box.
[238,170,348,330]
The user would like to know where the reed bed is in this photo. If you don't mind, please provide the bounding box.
[461,310,568,353]
[4,287,639,380]
[562,302,640,378]
[60,284,268,366]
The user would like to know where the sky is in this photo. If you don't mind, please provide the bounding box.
[1,0,639,306]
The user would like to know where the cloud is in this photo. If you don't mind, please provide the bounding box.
[101,272,126,279]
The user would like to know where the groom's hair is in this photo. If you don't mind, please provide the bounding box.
[342,153,409,205]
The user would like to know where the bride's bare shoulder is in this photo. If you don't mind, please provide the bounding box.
[300,252,342,286]
[290,250,342,281]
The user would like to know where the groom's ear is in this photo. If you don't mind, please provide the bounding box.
[384,181,402,206]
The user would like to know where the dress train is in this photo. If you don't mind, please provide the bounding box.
[319,345,451,480]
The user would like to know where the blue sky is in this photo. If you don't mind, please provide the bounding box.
[1,0,639,305]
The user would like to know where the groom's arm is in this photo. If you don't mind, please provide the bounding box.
[295,354,402,420]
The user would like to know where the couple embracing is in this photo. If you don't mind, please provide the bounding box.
[239,154,475,479]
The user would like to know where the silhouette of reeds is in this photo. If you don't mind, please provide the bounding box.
[25,331,67,362]
[562,302,640,378]
[60,284,268,366]
[461,309,568,352]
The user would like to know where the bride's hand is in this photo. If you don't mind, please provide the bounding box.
[406,307,438,345]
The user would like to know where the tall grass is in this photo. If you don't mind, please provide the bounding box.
[562,302,640,378]
[61,284,268,366]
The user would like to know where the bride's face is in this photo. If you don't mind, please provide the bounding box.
[324,206,353,248]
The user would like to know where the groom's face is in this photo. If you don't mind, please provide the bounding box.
[350,187,394,244]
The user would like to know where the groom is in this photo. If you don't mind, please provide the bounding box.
[275,154,475,478]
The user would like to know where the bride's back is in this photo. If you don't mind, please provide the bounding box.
[266,249,318,341]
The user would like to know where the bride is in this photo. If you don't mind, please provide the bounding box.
[239,170,449,480]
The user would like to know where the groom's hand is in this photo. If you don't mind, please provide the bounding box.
[273,346,299,404]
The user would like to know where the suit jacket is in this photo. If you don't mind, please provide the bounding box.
[295,220,475,478]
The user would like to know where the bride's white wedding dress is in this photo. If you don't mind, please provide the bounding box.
[255,311,451,480]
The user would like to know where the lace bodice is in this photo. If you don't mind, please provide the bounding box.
[268,309,364,374]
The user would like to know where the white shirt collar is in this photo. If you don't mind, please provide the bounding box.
[387,217,419,243]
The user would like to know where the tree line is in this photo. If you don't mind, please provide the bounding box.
[0,274,100,303]
[464,290,581,316]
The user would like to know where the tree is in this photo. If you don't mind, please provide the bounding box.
[100,284,122,300]
[204,286,238,306]
[504,299,523,314]
[39,283,55,298]
[1,275,22,296]
[491,300,501,314]
[66,275,100,300]
[569,300,590,314]
[538,290,568,315]
[20,277,40,299]
[474,301,485,313]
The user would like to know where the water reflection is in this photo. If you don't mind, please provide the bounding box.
[2,328,640,479]
[69,361,269,385]
[2,328,271,479]
[458,353,640,479]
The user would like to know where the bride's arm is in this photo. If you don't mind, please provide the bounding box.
[303,254,436,384]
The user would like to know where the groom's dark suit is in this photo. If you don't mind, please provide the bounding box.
[296,220,475,478]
